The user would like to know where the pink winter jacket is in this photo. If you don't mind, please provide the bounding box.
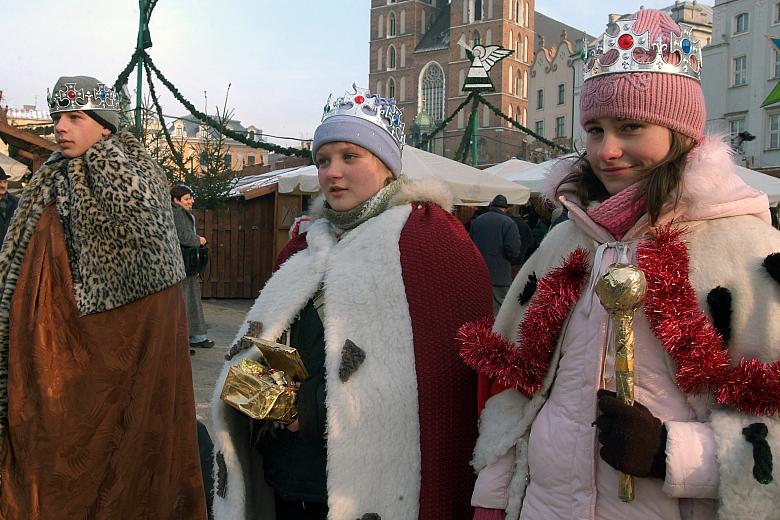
[470,138,780,520]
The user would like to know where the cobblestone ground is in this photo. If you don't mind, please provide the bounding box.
[190,298,253,434]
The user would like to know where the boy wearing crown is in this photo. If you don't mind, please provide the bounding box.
[0,76,207,518]
[210,87,492,520]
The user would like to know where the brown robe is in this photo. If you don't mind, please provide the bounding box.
[0,206,207,519]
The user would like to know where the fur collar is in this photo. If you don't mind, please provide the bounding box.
[308,176,454,221]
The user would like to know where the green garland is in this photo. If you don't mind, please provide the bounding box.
[143,52,311,159]
[475,93,572,153]
[418,92,474,148]
[143,60,186,171]
[454,102,477,164]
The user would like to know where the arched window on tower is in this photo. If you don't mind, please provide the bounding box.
[389,12,397,36]
[524,1,529,27]
[388,78,396,99]
[420,62,445,121]
[472,30,481,45]
[474,0,483,21]
[388,46,397,69]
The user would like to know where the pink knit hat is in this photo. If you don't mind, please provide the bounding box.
[580,9,705,139]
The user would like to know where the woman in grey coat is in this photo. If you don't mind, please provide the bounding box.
[171,184,214,351]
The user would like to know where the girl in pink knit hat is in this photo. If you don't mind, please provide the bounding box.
[461,8,780,520]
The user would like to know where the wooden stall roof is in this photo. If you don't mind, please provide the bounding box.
[0,117,56,173]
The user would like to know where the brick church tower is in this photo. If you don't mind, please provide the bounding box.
[369,0,535,166]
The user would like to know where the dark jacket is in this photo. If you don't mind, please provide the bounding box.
[258,297,328,503]
[0,193,19,244]
[470,207,523,286]
[171,203,200,247]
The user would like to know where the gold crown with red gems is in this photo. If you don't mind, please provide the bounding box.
[48,82,120,113]
[322,85,405,150]
[582,18,702,82]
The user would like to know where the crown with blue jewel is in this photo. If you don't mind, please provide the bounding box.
[583,18,702,82]
[48,81,120,114]
[322,85,405,151]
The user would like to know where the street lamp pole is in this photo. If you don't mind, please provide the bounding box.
[135,0,147,138]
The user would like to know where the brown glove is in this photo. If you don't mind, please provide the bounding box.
[595,389,667,479]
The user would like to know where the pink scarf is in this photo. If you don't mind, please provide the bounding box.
[586,184,646,240]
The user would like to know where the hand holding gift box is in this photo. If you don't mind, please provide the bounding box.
[220,334,309,425]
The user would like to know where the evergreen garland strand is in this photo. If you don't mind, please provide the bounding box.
[418,92,474,148]
[475,93,572,153]
[143,52,311,159]
[455,102,477,164]
[143,60,186,171]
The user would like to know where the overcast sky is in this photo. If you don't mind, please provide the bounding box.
[0,0,702,144]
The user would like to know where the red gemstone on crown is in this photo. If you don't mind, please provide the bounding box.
[618,34,634,50]
[354,95,365,104]
[67,90,77,99]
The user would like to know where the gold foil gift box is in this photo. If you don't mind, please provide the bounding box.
[220,335,309,425]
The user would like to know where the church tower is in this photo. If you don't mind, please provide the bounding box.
[369,0,535,165]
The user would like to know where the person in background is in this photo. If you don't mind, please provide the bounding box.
[171,184,214,351]
[470,194,523,314]
[463,9,780,520]
[211,86,492,520]
[0,75,206,519]
[0,167,19,244]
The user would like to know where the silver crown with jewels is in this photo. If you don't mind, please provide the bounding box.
[48,81,120,113]
[322,85,405,151]
[583,18,702,82]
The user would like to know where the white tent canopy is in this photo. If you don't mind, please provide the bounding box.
[484,158,550,194]
[0,153,30,181]
[487,154,780,206]
[277,145,531,205]
[736,166,780,205]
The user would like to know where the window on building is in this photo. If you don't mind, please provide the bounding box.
[472,30,481,45]
[199,152,206,166]
[774,49,780,79]
[535,120,544,137]
[475,0,483,21]
[515,72,523,98]
[556,116,566,138]
[174,122,184,137]
[388,77,396,99]
[388,46,397,69]
[734,13,749,34]
[421,62,445,121]
[389,12,397,36]
[507,105,513,128]
[224,153,232,169]
[248,155,256,166]
[775,2,780,24]
[770,114,780,149]
[729,118,745,140]
[733,56,747,86]
[537,89,544,109]
[558,84,565,105]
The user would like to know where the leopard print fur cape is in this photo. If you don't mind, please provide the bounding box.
[0,130,185,451]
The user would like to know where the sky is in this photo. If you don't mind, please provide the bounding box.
[1,0,704,145]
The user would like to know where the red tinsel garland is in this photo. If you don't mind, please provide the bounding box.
[458,248,590,397]
[638,224,780,416]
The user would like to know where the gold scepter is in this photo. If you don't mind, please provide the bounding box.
[594,263,647,503]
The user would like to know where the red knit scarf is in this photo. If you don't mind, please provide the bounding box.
[586,184,646,240]
[459,225,780,416]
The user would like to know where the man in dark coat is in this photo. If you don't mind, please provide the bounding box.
[0,167,19,244]
[470,194,523,314]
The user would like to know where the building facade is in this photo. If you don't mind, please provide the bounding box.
[369,0,538,166]
[527,14,593,160]
[703,0,779,169]
[166,116,269,172]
